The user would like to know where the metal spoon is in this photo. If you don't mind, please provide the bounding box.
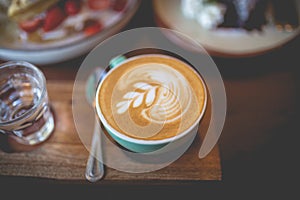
[84,56,126,181]
[85,68,105,182]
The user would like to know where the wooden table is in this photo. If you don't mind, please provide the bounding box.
[0,79,221,182]
[1,0,300,194]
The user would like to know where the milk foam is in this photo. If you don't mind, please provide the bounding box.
[98,55,205,140]
[115,63,192,124]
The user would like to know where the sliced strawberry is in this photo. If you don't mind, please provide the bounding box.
[43,6,66,32]
[19,17,44,33]
[112,0,127,12]
[65,0,81,16]
[84,20,103,36]
[88,0,110,10]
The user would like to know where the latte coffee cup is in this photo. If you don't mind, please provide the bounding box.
[95,52,207,153]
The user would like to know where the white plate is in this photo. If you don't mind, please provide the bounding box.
[0,0,140,64]
[153,0,300,57]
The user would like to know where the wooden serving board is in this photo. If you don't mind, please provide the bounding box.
[0,81,221,182]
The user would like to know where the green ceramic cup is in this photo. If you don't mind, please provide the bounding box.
[95,54,207,153]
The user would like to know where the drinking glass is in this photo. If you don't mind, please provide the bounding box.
[0,61,54,145]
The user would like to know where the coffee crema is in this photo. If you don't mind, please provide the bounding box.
[97,55,206,140]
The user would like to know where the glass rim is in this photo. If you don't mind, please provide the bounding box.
[0,61,47,127]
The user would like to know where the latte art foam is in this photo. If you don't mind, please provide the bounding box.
[98,55,206,140]
[116,63,192,124]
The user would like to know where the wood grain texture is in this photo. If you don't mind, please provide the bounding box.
[0,81,221,182]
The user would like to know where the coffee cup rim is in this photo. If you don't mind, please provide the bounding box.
[95,54,207,145]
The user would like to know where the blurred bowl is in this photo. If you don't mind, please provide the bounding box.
[0,0,140,64]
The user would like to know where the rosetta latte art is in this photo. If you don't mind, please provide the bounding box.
[99,55,205,139]
[115,63,192,124]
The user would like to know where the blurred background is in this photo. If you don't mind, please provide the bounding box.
[1,0,300,194]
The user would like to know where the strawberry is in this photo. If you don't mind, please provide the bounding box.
[112,0,127,12]
[19,17,44,33]
[88,0,110,10]
[43,6,66,32]
[84,20,103,36]
[65,0,81,16]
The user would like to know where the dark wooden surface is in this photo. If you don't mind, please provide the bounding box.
[0,81,221,181]
[0,0,300,195]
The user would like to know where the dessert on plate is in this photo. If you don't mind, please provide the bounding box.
[2,0,128,43]
[181,0,269,30]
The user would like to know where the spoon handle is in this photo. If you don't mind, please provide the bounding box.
[85,117,105,182]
